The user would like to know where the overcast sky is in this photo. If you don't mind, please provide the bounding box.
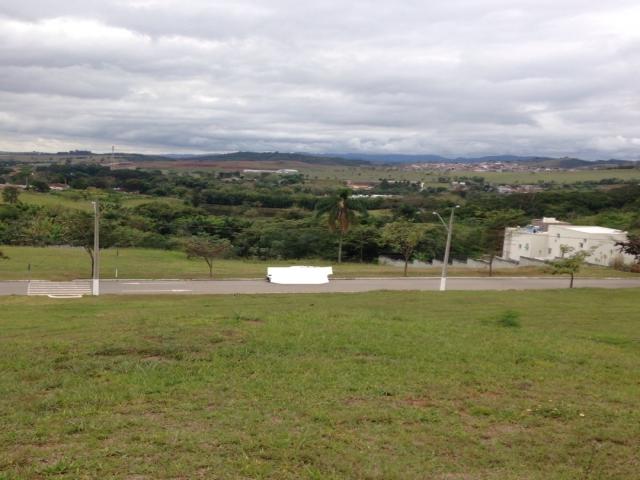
[1,1,639,159]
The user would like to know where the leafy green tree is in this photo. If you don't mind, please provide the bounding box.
[183,236,232,278]
[110,226,146,247]
[2,187,20,204]
[19,166,33,189]
[233,220,335,260]
[549,251,589,288]
[61,210,115,277]
[381,220,427,276]
[20,213,58,246]
[559,244,574,258]
[481,209,527,276]
[315,190,366,263]
[31,180,50,193]
[616,234,640,263]
[100,195,124,219]
[344,224,380,263]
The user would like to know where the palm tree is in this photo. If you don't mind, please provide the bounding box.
[315,189,365,263]
[19,165,33,189]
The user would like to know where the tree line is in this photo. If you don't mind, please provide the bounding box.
[1,165,639,274]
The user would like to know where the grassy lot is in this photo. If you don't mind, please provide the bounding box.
[0,190,183,212]
[0,246,636,281]
[472,169,640,185]
[1,191,93,211]
[299,165,640,184]
[1,290,639,479]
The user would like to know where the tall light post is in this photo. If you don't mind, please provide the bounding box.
[433,205,460,291]
[92,200,100,296]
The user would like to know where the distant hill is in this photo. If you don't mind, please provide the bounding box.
[326,153,451,163]
[3,150,637,169]
[163,151,371,166]
[149,152,636,169]
[321,153,548,164]
[110,153,178,163]
[322,153,639,167]
[524,157,638,169]
[0,151,372,168]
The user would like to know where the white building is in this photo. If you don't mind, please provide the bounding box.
[503,217,635,267]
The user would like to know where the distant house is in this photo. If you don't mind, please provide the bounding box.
[243,169,276,174]
[346,180,378,191]
[451,181,467,192]
[497,184,542,194]
[502,217,635,267]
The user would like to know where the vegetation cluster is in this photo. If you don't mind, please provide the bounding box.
[1,162,639,271]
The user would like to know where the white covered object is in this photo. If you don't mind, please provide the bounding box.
[266,266,333,284]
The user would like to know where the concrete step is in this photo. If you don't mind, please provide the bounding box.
[28,281,92,297]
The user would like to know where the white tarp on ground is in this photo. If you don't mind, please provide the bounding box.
[266,266,333,284]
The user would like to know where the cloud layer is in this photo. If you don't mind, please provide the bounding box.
[1,0,639,158]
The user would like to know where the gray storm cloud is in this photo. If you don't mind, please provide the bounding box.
[0,0,639,159]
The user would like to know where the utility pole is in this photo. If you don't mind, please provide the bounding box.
[92,200,100,296]
[433,205,460,291]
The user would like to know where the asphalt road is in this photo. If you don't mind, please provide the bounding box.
[2,277,640,296]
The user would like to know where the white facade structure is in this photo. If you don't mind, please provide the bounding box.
[503,217,635,267]
[266,266,333,284]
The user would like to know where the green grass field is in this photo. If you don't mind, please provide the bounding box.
[1,191,94,211]
[1,289,639,479]
[471,169,640,185]
[0,190,183,212]
[0,246,635,281]
[299,165,640,184]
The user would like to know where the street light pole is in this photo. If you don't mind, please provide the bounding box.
[433,205,459,291]
[92,200,100,296]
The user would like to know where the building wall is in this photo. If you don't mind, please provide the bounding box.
[503,225,635,266]
[502,229,549,261]
[546,225,633,266]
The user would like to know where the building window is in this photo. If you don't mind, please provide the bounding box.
[525,243,529,250]
[579,242,584,248]
[548,248,552,254]
[518,244,522,249]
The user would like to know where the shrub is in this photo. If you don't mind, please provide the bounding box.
[609,255,627,271]
[497,310,521,328]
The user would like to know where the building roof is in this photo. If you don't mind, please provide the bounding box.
[541,217,569,224]
[563,226,625,234]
